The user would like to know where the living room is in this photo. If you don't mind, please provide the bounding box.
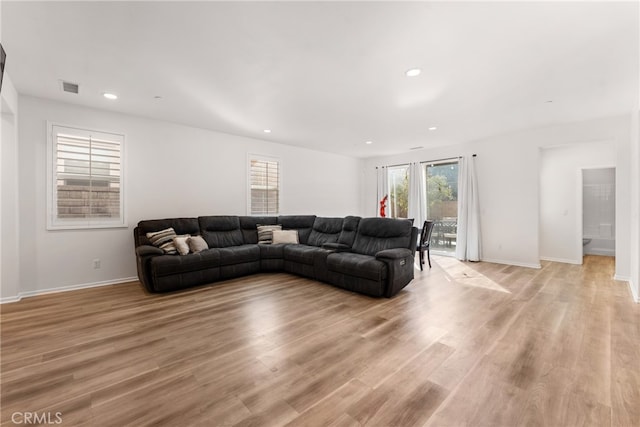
[1,1,639,426]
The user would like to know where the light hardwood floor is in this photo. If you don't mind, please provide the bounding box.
[1,256,638,426]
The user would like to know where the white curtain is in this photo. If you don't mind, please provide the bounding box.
[408,162,426,226]
[376,166,389,217]
[456,156,482,261]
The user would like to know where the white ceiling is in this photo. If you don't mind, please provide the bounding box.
[2,1,638,158]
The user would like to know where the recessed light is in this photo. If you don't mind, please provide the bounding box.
[405,68,421,77]
[428,126,437,131]
[263,129,272,133]
[103,92,118,100]
[365,140,373,145]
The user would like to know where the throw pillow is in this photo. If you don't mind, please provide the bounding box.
[187,235,209,253]
[146,228,178,254]
[257,224,282,244]
[272,229,299,244]
[173,235,191,256]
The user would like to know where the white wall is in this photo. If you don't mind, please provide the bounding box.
[364,115,633,275]
[539,143,616,264]
[13,95,364,299]
[630,108,639,302]
[1,74,20,302]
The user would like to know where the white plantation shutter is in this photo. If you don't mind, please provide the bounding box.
[249,156,280,215]
[48,124,125,229]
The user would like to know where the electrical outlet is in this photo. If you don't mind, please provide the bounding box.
[93,259,101,269]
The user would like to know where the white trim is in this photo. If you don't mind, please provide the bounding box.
[247,153,281,215]
[0,276,137,304]
[629,280,639,303]
[540,256,582,265]
[0,295,22,304]
[481,258,542,269]
[46,121,127,230]
[613,275,639,303]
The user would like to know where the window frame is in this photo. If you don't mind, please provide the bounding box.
[46,122,127,230]
[247,153,281,216]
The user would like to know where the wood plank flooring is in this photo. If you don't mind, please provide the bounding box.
[1,255,638,426]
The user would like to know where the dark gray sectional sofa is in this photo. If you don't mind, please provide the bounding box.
[134,215,418,297]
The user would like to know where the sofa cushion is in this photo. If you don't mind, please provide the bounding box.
[217,245,260,266]
[307,217,343,247]
[259,243,285,259]
[136,218,200,246]
[326,252,388,282]
[240,216,278,244]
[257,225,282,244]
[198,216,244,248]
[151,249,221,277]
[352,218,413,256]
[147,228,178,254]
[284,244,323,265]
[278,215,316,244]
[338,216,361,247]
[273,230,299,244]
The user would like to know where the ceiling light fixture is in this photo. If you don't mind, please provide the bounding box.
[405,68,421,77]
[365,141,373,145]
[428,126,437,131]
[263,129,272,133]
[103,92,118,100]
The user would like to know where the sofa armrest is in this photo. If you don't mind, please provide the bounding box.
[322,243,352,252]
[136,245,164,257]
[376,248,415,297]
[375,248,412,260]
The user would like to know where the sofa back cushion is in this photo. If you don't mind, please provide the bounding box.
[307,217,344,247]
[338,216,361,247]
[352,218,414,256]
[278,215,316,245]
[135,218,199,247]
[198,216,244,248]
[239,216,278,244]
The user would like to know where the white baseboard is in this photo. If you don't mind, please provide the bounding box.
[0,295,22,304]
[0,276,138,304]
[629,280,639,303]
[481,258,542,269]
[614,275,639,303]
[540,256,582,265]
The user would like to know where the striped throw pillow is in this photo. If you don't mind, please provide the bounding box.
[257,224,282,244]
[146,228,178,254]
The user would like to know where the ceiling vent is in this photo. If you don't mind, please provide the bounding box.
[61,81,79,94]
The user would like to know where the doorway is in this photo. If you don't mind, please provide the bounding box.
[582,168,616,258]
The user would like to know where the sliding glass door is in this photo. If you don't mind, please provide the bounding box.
[424,161,458,253]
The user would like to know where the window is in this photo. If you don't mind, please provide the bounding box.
[424,160,458,253]
[47,124,125,230]
[388,165,409,218]
[248,155,280,215]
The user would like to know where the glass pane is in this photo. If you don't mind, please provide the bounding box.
[425,161,458,253]
[388,165,409,218]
